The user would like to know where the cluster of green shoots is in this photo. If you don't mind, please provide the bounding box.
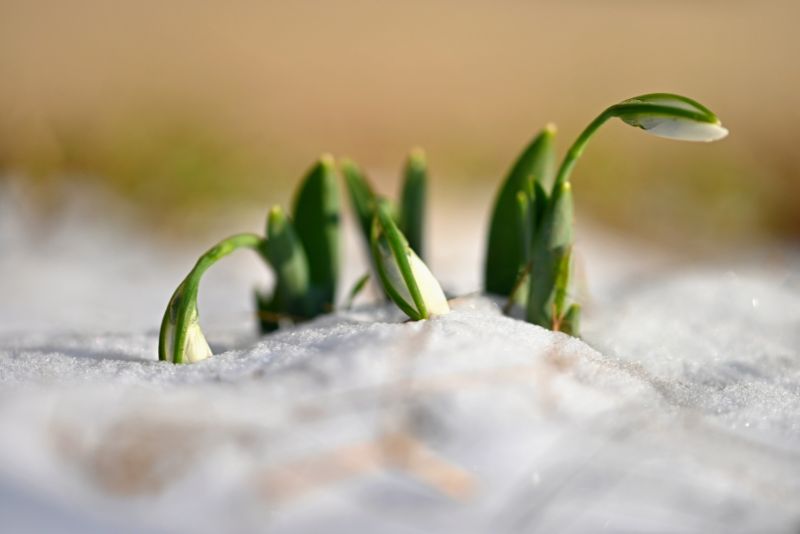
[160,93,727,364]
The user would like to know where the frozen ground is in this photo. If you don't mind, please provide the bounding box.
[1,183,799,533]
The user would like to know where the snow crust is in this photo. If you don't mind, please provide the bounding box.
[1,182,800,533]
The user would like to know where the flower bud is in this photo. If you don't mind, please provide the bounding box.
[371,201,449,320]
[616,93,728,142]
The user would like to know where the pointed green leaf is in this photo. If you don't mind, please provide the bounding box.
[485,125,556,296]
[527,180,574,329]
[343,272,371,310]
[263,205,311,318]
[292,155,340,308]
[341,158,376,247]
[399,147,427,259]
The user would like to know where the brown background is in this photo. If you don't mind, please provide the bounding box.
[1,0,798,247]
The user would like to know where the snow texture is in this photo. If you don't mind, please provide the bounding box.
[1,182,799,533]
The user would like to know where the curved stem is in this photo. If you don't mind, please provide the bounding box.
[160,232,265,363]
[552,108,614,193]
[552,101,714,193]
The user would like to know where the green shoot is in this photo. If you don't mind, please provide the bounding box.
[485,125,556,298]
[399,147,427,259]
[343,273,371,310]
[291,154,340,313]
[257,206,311,332]
[489,93,727,336]
[371,200,449,320]
[340,158,376,250]
[159,233,264,364]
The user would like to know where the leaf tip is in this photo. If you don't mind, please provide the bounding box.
[319,153,336,170]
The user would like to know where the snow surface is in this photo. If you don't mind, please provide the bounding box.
[1,182,800,533]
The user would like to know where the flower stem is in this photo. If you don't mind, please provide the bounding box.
[552,108,614,194]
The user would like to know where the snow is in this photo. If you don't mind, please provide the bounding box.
[1,182,800,533]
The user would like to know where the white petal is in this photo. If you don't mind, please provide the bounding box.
[380,245,415,306]
[633,116,728,142]
[380,245,450,317]
[183,319,212,363]
[408,253,450,316]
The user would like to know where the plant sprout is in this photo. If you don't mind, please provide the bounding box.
[398,148,427,259]
[256,155,340,332]
[371,200,449,320]
[160,155,341,364]
[256,205,312,326]
[159,233,264,363]
[342,148,429,260]
[484,125,556,299]
[341,148,446,319]
[486,93,728,335]
[160,92,728,363]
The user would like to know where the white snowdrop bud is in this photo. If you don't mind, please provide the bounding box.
[378,238,450,317]
[161,304,212,364]
[159,233,263,364]
[616,93,728,142]
[371,201,449,320]
[181,309,213,363]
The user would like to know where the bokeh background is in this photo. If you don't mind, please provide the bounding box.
[2,0,799,250]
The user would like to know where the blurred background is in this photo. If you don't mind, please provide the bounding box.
[1,0,799,250]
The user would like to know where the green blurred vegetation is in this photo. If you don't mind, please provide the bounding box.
[1,0,798,247]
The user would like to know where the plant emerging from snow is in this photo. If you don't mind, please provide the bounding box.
[159,233,263,363]
[255,156,340,333]
[341,148,449,318]
[485,93,728,335]
[160,156,345,363]
[159,150,444,363]
[160,92,727,363]
[371,199,449,320]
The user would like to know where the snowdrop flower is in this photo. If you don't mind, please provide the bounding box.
[616,93,728,142]
[159,233,263,364]
[553,92,728,191]
[161,301,212,364]
[520,92,728,334]
[371,200,449,320]
[182,312,213,363]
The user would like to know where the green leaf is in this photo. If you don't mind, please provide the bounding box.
[527,180,574,328]
[292,155,340,310]
[516,188,532,264]
[504,186,534,310]
[343,272,371,310]
[340,157,376,248]
[547,181,574,251]
[370,202,425,320]
[399,147,427,259]
[262,205,311,322]
[485,125,556,297]
[553,246,572,321]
